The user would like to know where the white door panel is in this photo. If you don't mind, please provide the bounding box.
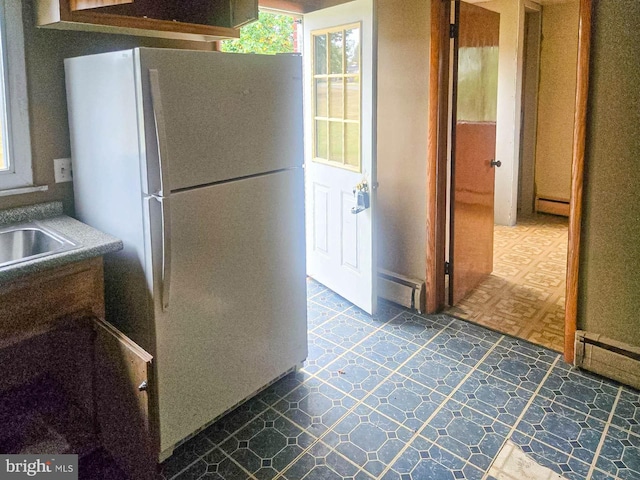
[341,191,359,271]
[312,183,330,255]
[304,0,377,314]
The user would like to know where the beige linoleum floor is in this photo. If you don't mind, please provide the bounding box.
[447,214,568,352]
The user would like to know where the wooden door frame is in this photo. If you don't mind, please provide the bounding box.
[425,0,593,364]
[425,0,450,314]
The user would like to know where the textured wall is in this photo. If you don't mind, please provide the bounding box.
[376,0,429,281]
[578,0,640,346]
[0,0,212,213]
[534,1,579,202]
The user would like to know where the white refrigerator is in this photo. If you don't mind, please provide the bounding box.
[65,48,308,456]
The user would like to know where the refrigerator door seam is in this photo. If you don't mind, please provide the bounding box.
[170,167,302,194]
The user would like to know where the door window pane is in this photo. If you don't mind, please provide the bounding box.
[329,78,344,119]
[328,122,343,162]
[345,123,360,167]
[314,34,327,75]
[315,78,328,117]
[345,28,360,73]
[329,31,343,74]
[315,120,328,159]
[345,76,360,121]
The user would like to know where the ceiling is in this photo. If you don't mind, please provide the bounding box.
[259,0,578,15]
[466,0,576,4]
[259,0,353,14]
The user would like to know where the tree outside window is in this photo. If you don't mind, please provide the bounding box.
[220,11,301,55]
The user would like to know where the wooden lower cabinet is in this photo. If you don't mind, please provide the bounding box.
[0,258,157,479]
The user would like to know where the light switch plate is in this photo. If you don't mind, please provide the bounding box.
[54,158,72,183]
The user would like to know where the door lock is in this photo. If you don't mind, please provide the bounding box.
[351,181,370,214]
[490,159,502,168]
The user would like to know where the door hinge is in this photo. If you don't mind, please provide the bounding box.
[449,24,458,39]
[444,261,451,275]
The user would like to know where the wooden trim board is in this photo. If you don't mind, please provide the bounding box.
[565,0,592,363]
[425,0,450,313]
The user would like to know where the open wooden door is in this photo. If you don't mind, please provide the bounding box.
[449,1,500,305]
[93,318,156,480]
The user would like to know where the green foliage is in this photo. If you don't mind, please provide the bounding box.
[220,12,296,55]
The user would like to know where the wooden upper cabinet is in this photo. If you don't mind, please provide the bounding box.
[36,0,259,42]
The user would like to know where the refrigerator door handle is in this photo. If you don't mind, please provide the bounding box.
[149,69,171,197]
[159,196,172,312]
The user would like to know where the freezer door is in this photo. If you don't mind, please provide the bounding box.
[147,169,307,452]
[137,48,304,194]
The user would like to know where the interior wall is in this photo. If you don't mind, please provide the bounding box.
[578,0,640,347]
[533,1,579,202]
[376,0,429,282]
[478,0,525,226]
[517,9,540,216]
[0,0,213,213]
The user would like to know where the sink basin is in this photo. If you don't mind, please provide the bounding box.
[0,222,77,268]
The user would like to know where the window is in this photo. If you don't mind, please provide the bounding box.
[312,24,361,172]
[0,0,33,191]
[220,10,302,55]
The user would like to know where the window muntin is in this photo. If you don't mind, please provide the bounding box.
[312,24,361,172]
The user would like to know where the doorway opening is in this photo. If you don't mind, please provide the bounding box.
[443,0,580,353]
[249,0,378,315]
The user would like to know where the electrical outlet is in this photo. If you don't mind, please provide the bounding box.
[54,158,73,183]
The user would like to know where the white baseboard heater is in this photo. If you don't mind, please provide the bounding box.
[574,331,640,390]
[535,196,570,217]
[378,269,425,313]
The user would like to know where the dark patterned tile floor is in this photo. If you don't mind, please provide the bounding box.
[150,278,638,480]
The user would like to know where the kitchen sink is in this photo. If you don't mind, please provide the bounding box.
[0,223,77,269]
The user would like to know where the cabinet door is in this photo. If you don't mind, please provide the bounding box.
[231,0,258,28]
[93,318,155,480]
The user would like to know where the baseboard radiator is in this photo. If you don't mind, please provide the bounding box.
[574,331,640,390]
[378,269,425,313]
[535,196,570,217]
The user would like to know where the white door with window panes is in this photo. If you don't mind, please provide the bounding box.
[304,0,377,314]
